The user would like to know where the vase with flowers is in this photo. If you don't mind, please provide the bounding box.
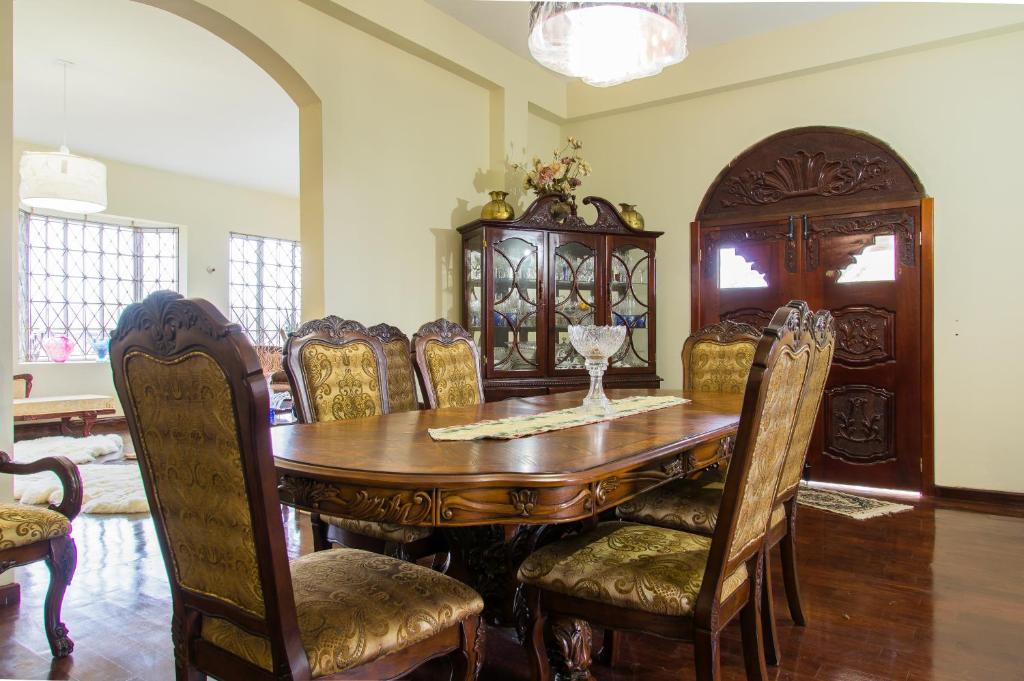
[513,137,592,220]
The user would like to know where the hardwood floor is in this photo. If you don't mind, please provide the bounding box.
[1,494,1022,680]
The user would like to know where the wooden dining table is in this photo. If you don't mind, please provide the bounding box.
[273,388,742,626]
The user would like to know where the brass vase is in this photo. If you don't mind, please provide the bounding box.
[481,190,515,220]
[619,203,645,231]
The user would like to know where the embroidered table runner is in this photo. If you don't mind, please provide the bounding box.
[428,395,689,441]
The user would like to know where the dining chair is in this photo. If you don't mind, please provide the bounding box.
[13,372,34,399]
[110,292,485,681]
[0,449,81,658]
[283,316,446,565]
[412,319,485,409]
[616,302,835,664]
[517,303,817,681]
[367,323,419,413]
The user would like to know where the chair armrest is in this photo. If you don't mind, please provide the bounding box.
[13,373,33,398]
[0,450,83,521]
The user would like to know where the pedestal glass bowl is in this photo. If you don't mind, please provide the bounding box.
[568,324,627,415]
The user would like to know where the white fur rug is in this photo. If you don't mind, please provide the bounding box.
[13,435,149,515]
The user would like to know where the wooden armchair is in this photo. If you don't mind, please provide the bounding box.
[517,304,817,681]
[13,373,34,399]
[412,319,485,409]
[283,316,447,566]
[0,448,82,657]
[110,292,484,681]
[616,303,835,664]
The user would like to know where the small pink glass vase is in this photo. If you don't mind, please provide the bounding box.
[42,335,74,363]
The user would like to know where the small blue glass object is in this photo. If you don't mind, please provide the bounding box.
[92,336,110,361]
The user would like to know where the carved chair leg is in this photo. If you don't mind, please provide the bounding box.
[694,627,721,681]
[780,499,806,625]
[549,616,594,681]
[451,615,485,681]
[431,550,453,573]
[524,587,552,681]
[43,535,76,658]
[761,548,781,666]
[172,610,205,681]
[309,513,332,552]
[739,555,769,681]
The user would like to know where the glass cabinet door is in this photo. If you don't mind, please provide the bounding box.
[463,233,484,348]
[488,230,545,376]
[609,239,654,370]
[550,234,601,371]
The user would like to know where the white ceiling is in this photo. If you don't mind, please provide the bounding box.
[14,0,299,196]
[426,1,862,65]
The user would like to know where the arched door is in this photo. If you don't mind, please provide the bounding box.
[691,127,933,492]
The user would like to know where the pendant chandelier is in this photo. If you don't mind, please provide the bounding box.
[528,2,688,88]
[19,61,107,214]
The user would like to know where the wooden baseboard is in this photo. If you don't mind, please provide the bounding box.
[933,486,1024,506]
[0,583,21,607]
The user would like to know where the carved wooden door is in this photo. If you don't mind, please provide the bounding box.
[696,217,802,329]
[484,228,547,378]
[804,208,923,490]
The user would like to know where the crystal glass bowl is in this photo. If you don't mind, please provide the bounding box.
[568,325,626,414]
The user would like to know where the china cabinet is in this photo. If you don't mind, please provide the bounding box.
[458,194,663,401]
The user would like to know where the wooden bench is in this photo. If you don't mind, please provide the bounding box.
[14,394,117,436]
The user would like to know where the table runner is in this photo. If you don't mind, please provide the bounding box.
[428,395,689,441]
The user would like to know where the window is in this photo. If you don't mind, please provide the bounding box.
[837,234,897,284]
[229,233,301,346]
[19,210,179,362]
[718,247,768,289]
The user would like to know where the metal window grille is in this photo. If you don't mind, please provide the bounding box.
[229,232,302,346]
[19,210,179,362]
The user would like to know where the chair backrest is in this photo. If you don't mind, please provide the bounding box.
[109,291,308,677]
[777,303,836,500]
[412,319,485,409]
[282,316,390,424]
[696,302,816,623]
[368,323,419,413]
[682,320,762,393]
[12,373,33,399]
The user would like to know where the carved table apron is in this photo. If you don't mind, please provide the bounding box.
[273,389,740,655]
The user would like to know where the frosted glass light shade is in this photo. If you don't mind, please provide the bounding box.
[529,2,687,88]
[19,146,108,214]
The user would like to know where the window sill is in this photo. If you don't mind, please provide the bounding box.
[19,360,111,367]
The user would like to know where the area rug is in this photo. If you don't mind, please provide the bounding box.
[12,435,149,515]
[798,485,913,520]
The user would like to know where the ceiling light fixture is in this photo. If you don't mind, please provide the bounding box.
[19,60,107,214]
[528,2,688,88]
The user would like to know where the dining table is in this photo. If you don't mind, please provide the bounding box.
[273,388,742,627]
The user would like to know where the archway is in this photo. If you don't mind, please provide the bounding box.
[131,0,325,319]
[691,126,933,492]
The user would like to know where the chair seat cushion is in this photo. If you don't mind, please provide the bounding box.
[0,503,71,550]
[517,522,747,617]
[322,515,433,544]
[202,548,482,677]
[616,471,785,535]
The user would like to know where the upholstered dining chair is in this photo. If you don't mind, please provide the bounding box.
[110,292,485,681]
[412,319,485,410]
[616,302,835,665]
[283,316,446,566]
[0,449,81,658]
[517,303,817,681]
[367,323,420,413]
[13,372,34,399]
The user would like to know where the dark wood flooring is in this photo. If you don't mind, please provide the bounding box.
[1,492,1022,680]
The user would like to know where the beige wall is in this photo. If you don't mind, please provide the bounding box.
[1,0,13,587]
[12,141,298,407]
[566,29,1024,493]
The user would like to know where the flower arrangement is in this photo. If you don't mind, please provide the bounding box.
[514,137,592,202]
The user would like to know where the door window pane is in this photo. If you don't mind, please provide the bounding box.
[719,247,768,289]
[492,236,539,371]
[837,235,896,284]
[610,245,650,368]
[553,241,596,369]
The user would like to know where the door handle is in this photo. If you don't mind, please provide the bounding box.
[787,216,796,241]
[802,214,810,240]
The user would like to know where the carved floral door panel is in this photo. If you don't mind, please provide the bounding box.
[805,207,922,490]
[608,236,656,373]
[548,232,604,373]
[484,229,547,378]
[697,217,802,330]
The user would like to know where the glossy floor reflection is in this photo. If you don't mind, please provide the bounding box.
[1,496,1022,680]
